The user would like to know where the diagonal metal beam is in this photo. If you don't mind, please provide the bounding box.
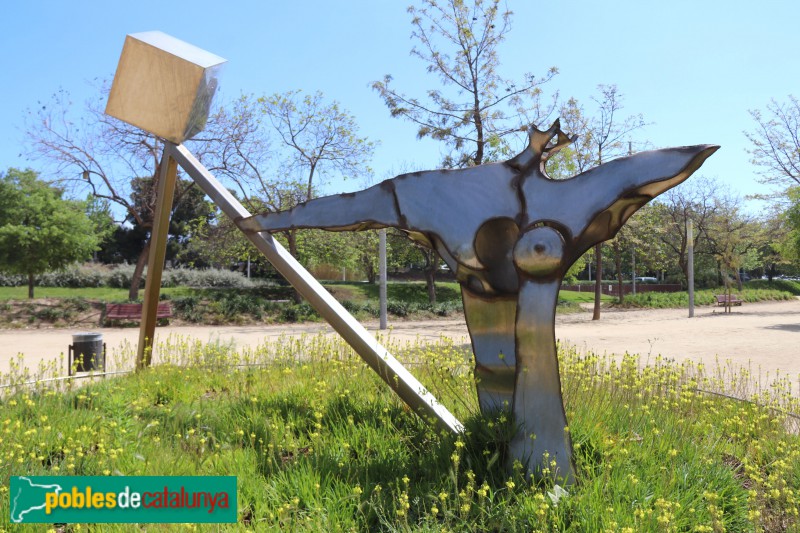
[169,142,464,435]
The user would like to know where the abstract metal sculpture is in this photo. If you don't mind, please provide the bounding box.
[239,124,719,482]
[106,32,463,436]
[107,31,718,484]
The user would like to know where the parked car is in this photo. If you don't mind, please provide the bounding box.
[635,277,658,284]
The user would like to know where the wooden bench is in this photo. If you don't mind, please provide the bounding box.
[104,302,173,325]
[715,294,743,307]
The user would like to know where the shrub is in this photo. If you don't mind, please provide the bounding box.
[279,303,318,322]
[386,300,410,317]
[63,297,90,312]
[38,263,109,288]
[165,267,256,288]
[0,272,25,287]
[217,293,264,319]
[107,264,141,289]
[746,278,800,295]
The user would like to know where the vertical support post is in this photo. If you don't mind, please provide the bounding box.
[379,229,388,330]
[136,143,179,369]
[631,244,636,295]
[687,218,695,318]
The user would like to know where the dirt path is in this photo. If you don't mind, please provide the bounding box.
[2,298,799,391]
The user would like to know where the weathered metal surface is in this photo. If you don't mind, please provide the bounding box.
[106,31,226,144]
[511,279,572,480]
[461,288,516,413]
[242,120,719,483]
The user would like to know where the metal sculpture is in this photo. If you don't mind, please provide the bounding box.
[239,123,719,482]
[107,31,719,484]
[106,32,463,436]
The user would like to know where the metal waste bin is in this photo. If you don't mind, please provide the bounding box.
[69,332,106,375]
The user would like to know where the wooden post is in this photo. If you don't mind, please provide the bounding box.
[136,144,179,369]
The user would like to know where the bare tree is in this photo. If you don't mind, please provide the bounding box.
[25,86,201,300]
[204,91,375,259]
[745,96,800,192]
[552,86,647,318]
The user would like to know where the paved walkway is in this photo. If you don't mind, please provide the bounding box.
[2,299,799,392]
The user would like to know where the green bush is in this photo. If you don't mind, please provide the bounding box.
[216,293,264,319]
[38,264,109,288]
[0,272,25,286]
[386,300,410,317]
[170,295,204,323]
[746,278,800,295]
[162,267,256,289]
[279,302,319,322]
[618,288,793,309]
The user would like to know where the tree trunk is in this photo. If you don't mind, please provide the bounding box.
[365,262,377,284]
[592,243,603,320]
[129,238,151,301]
[28,273,35,299]
[613,240,624,304]
[734,269,743,292]
[424,267,437,305]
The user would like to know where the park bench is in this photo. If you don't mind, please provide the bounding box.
[104,302,173,325]
[715,294,743,307]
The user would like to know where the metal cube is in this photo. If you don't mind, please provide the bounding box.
[105,31,226,144]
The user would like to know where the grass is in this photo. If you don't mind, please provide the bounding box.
[1,335,799,530]
[0,287,132,302]
[747,279,800,296]
[614,288,795,309]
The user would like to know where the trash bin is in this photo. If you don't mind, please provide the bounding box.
[69,332,105,374]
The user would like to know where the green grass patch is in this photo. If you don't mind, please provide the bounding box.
[746,278,800,295]
[0,286,132,301]
[1,336,799,530]
[323,281,463,304]
[558,290,613,304]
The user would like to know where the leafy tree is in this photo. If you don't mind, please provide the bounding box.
[705,195,764,305]
[624,205,672,281]
[373,0,556,168]
[745,96,800,193]
[783,187,800,264]
[206,91,375,257]
[178,204,256,269]
[0,169,98,298]
[84,194,116,261]
[646,178,720,286]
[372,0,555,301]
[550,86,647,317]
[25,86,213,300]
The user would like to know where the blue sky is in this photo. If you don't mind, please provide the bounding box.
[1,1,797,212]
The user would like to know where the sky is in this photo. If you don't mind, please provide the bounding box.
[1,0,798,214]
